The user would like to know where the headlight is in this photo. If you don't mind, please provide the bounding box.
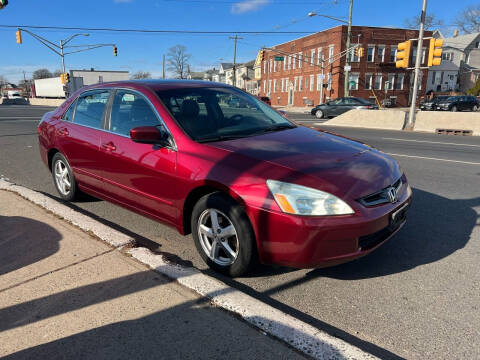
[266,180,354,216]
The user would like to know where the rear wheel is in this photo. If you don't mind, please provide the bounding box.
[451,105,457,112]
[191,192,257,277]
[315,109,324,119]
[51,152,79,201]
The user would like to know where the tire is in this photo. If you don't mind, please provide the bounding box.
[315,109,324,119]
[451,105,457,112]
[51,152,79,201]
[191,192,257,277]
[473,105,478,112]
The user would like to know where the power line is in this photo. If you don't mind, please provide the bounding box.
[0,24,313,35]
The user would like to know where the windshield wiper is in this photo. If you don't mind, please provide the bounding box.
[259,124,296,133]
[196,134,247,143]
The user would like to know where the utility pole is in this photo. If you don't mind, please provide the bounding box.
[407,0,427,129]
[60,40,66,75]
[344,0,354,97]
[229,35,243,87]
[162,54,166,79]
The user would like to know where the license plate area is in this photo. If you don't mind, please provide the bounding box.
[389,202,409,230]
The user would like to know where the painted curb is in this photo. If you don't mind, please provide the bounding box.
[1,178,377,360]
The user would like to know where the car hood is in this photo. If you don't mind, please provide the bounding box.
[209,126,402,200]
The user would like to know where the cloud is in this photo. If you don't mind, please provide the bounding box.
[231,0,269,14]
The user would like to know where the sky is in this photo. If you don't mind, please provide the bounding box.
[0,0,478,83]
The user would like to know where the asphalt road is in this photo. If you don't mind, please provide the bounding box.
[1,104,480,359]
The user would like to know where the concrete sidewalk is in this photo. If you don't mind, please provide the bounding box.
[0,190,305,360]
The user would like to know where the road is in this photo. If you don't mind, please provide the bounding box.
[1,105,480,359]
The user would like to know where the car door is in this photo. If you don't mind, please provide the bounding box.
[327,98,344,116]
[99,89,178,225]
[335,98,353,115]
[55,89,110,193]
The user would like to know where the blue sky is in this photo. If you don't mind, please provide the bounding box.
[0,0,477,83]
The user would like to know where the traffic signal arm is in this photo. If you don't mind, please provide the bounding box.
[428,38,443,67]
[396,40,411,69]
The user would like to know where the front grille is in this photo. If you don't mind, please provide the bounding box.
[358,226,395,251]
[359,177,403,207]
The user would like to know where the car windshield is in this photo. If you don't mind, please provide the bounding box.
[433,96,449,103]
[156,87,295,142]
[445,96,458,102]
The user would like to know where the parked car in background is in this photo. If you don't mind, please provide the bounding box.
[38,80,411,276]
[419,96,450,111]
[435,95,480,112]
[256,96,271,106]
[310,97,378,119]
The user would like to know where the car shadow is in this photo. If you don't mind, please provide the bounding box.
[0,215,61,276]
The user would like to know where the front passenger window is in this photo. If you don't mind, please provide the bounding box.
[110,91,161,136]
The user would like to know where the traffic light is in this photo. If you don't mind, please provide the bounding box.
[0,0,8,10]
[61,73,70,84]
[428,38,443,67]
[60,74,65,84]
[354,47,364,57]
[259,50,265,61]
[113,46,118,56]
[396,40,411,68]
[16,29,22,44]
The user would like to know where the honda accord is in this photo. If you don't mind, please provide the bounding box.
[38,80,411,276]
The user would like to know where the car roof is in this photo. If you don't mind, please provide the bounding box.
[83,79,232,93]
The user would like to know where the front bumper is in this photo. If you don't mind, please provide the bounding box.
[247,184,412,268]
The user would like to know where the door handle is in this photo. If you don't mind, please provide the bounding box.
[57,127,69,136]
[102,142,116,151]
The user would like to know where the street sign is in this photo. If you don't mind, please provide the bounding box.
[349,80,356,87]
[274,56,284,61]
[344,65,351,72]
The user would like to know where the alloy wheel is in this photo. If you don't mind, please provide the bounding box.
[197,208,239,266]
[315,109,323,118]
[54,159,71,196]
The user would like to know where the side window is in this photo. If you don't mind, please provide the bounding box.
[62,101,75,122]
[74,91,110,129]
[110,90,160,136]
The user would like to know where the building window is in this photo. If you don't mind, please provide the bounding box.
[387,74,395,90]
[349,73,359,90]
[390,46,397,62]
[421,47,426,64]
[298,52,303,68]
[273,60,277,72]
[350,48,360,62]
[299,76,303,91]
[466,53,470,64]
[328,45,334,64]
[281,78,285,92]
[365,73,373,90]
[294,77,298,91]
[269,59,273,72]
[263,80,266,93]
[264,61,267,74]
[374,74,382,90]
[268,80,272,94]
[287,55,291,70]
[367,46,375,62]
[327,72,332,90]
[285,78,289,92]
[317,48,323,65]
[395,73,404,90]
[311,49,315,65]
[273,79,277,92]
[292,54,296,69]
[310,74,314,91]
[434,71,441,84]
[476,41,480,48]
[377,46,385,62]
[317,74,322,90]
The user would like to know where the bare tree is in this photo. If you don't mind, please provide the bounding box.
[404,14,444,30]
[131,71,152,79]
[52,69,63,77]
[0,75,8,86]
[454,4,480,34]
[33,68,53,79]
[166,45,191,79]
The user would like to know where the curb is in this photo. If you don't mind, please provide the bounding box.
[0,178,377,360]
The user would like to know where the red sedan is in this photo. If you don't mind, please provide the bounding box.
[38,80,411,276]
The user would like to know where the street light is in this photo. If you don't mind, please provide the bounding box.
[60,33,90,75]
[307,11,348,24]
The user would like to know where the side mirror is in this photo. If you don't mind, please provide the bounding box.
[130,125,170,147]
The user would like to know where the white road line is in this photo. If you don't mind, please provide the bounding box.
[387,153,480,165]
[383,137,480,148]
[0,116,41,119]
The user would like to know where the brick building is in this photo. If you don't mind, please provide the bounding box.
[259,25,432,107]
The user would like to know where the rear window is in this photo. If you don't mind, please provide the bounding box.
[73,91,110,129]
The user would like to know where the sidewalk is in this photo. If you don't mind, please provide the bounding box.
[0,190,305,359]
[273,105,313,114]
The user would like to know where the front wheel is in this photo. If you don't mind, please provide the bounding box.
[473,105,478,112]
[315,109,324,119]
[51,152,79,201]
[191,192,257,277]
[451,105,457,112]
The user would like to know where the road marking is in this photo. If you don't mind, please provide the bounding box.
[387,153,480,165]
[0,116,41,119]
[383,137,480,148]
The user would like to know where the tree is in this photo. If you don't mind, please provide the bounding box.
[403,14,444,30]
[131,71,152,79]
[33,68,53,79]
[467,76,480,96]
[52,69,63,77]
[454,4,480,34]
[0,75,8,86]
[166,45,191,79]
